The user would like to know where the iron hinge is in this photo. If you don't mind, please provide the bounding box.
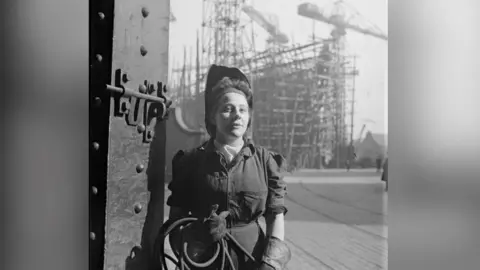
[105,69,172,143]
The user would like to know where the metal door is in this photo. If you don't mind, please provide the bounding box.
[90,0,171,269]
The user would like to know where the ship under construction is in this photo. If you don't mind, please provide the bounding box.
[168,1,386,170]
[248,40,358,169]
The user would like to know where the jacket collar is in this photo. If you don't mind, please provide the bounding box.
[198,137,256,157]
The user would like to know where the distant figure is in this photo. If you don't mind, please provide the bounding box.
[376,155,383,172]
[381,158,388,191]
[347,152,357,172]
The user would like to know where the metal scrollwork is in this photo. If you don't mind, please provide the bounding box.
[108,69,172,143]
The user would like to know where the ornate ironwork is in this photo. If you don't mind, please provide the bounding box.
[108,69,172,143]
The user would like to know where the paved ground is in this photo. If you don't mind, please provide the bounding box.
[281,171,388,270]
[163,169,388,270]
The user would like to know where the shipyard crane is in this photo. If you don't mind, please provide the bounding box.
[241,5,289,45]
[298,0,386,168]
[349,123,365,160]
[357,123,366,143]
[297,0,388,41]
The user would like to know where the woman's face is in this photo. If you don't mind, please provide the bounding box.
[212,91,250,142]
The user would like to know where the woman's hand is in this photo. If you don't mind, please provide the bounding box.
[204,204,230,242]
[259,236,292,270]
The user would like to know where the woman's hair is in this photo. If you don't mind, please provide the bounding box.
[212,77,250,95]
[206,76,253,138]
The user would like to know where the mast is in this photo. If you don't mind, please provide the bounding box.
[196,31,201,96]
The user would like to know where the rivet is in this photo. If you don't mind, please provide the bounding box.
[137,124,146,133]
[93,142,100,150]
[140,46,148,56]
[92,186,98,195]
[141,7,150,18]
[98,12,105,20]
[96,54,103,62]
[139,84,147,93]
[94,97,102,106]
[90,232,96,240]
[134,203,143,214]
[136,164,145,173]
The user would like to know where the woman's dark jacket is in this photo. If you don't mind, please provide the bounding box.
[167,138,288,224]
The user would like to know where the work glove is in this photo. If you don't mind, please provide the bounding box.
[203,204,230,243]
[257,262,275,270]
[258,236,292,270]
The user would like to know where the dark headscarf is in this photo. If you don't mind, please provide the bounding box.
[204,64,253,138]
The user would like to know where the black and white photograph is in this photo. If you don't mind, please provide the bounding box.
[90,0,387,269]
[6,1,480,270]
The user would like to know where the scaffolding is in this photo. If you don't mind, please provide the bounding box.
[202,0,247,68]
[169,1,361,169]
[244,41,320,169]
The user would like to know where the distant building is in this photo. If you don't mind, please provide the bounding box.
[354,131,388,163]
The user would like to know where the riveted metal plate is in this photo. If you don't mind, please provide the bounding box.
[104,0,170,269]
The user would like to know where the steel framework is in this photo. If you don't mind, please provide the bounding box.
[247,39,357,169]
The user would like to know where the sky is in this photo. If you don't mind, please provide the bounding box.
[168,0,388,137]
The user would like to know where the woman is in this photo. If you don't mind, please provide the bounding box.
[166,65,291,270]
